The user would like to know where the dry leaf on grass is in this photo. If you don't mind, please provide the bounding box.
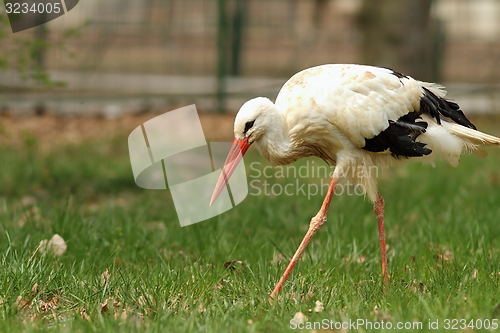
[31,283,39,297]
[100,297,145,324]
[313,300,324,313]
[101,298,121,314]
[356,254,367,264]
[36,295,59,313]
[223,260,246,271]
[15,296,31,312]
[38,234,67,256]
[80,307,91,321]
[100,269,110,287]
[197,302,206,313]
[429,242,454,263]
[215,278,231,290]
[409,279,429,294]
[292,311,308,323]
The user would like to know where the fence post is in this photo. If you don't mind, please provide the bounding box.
[216,0,227,113]
[230,0,246,76]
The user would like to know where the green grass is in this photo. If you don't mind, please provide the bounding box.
[1,118,500,332]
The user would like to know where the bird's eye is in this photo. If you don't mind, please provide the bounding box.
[244,120,255,134]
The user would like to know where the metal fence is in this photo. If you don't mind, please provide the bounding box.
[1,0,500,114]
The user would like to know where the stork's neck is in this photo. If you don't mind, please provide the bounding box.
[253,105,295,166]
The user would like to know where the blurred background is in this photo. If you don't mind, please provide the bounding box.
[1,0,500,117]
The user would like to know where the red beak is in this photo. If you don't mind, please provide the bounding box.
[210,137,252,206]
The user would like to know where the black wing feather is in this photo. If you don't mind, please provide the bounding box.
[420,87,476,129]
[363,112,431,158]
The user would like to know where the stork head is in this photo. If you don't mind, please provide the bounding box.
[233,97,275,143]
[210,97,276,205]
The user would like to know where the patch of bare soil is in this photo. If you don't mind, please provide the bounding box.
[0,111,236,151]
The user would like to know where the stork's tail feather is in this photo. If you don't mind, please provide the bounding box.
[447,123,500,147]
[445,123,500,158]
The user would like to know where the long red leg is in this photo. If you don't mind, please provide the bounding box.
[270,177,338,298]
[373,192,389,285]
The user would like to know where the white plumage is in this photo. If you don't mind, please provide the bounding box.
[211,64,500,298]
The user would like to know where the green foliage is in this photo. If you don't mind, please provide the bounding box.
[0,14,10,73]
[0,13,88,90]
[62,19,91,38]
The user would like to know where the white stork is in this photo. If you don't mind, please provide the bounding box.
[210,64,500,298]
